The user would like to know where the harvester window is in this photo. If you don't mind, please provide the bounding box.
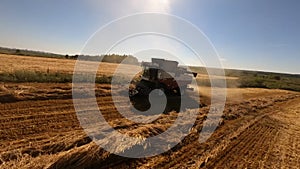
[143,67,150,78]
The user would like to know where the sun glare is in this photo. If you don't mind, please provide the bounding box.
[145,0,171,13]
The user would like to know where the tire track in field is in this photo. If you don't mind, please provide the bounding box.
[263,98,300,169]
[204,97,300,169]
[206,122,267,168]
[102,93,299,169]
[0,89,298,168]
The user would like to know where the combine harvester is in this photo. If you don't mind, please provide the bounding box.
[130,58,198,97]
[129,58,198,113]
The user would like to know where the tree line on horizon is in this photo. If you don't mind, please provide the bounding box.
[0,47,139,65]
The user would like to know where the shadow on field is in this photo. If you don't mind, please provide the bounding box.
[129,94,201,115]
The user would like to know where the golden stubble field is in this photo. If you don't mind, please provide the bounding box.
[0,54,299,169]
[0,54,139,77]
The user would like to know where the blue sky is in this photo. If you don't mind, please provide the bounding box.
[0,0,299,74]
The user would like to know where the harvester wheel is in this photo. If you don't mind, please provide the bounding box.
[158,88,165,96]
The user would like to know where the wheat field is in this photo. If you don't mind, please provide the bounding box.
[0,54,299,168]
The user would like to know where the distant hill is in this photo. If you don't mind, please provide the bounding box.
[190,66,300,92]
[0,47,138,65]
[0,46,65,58]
